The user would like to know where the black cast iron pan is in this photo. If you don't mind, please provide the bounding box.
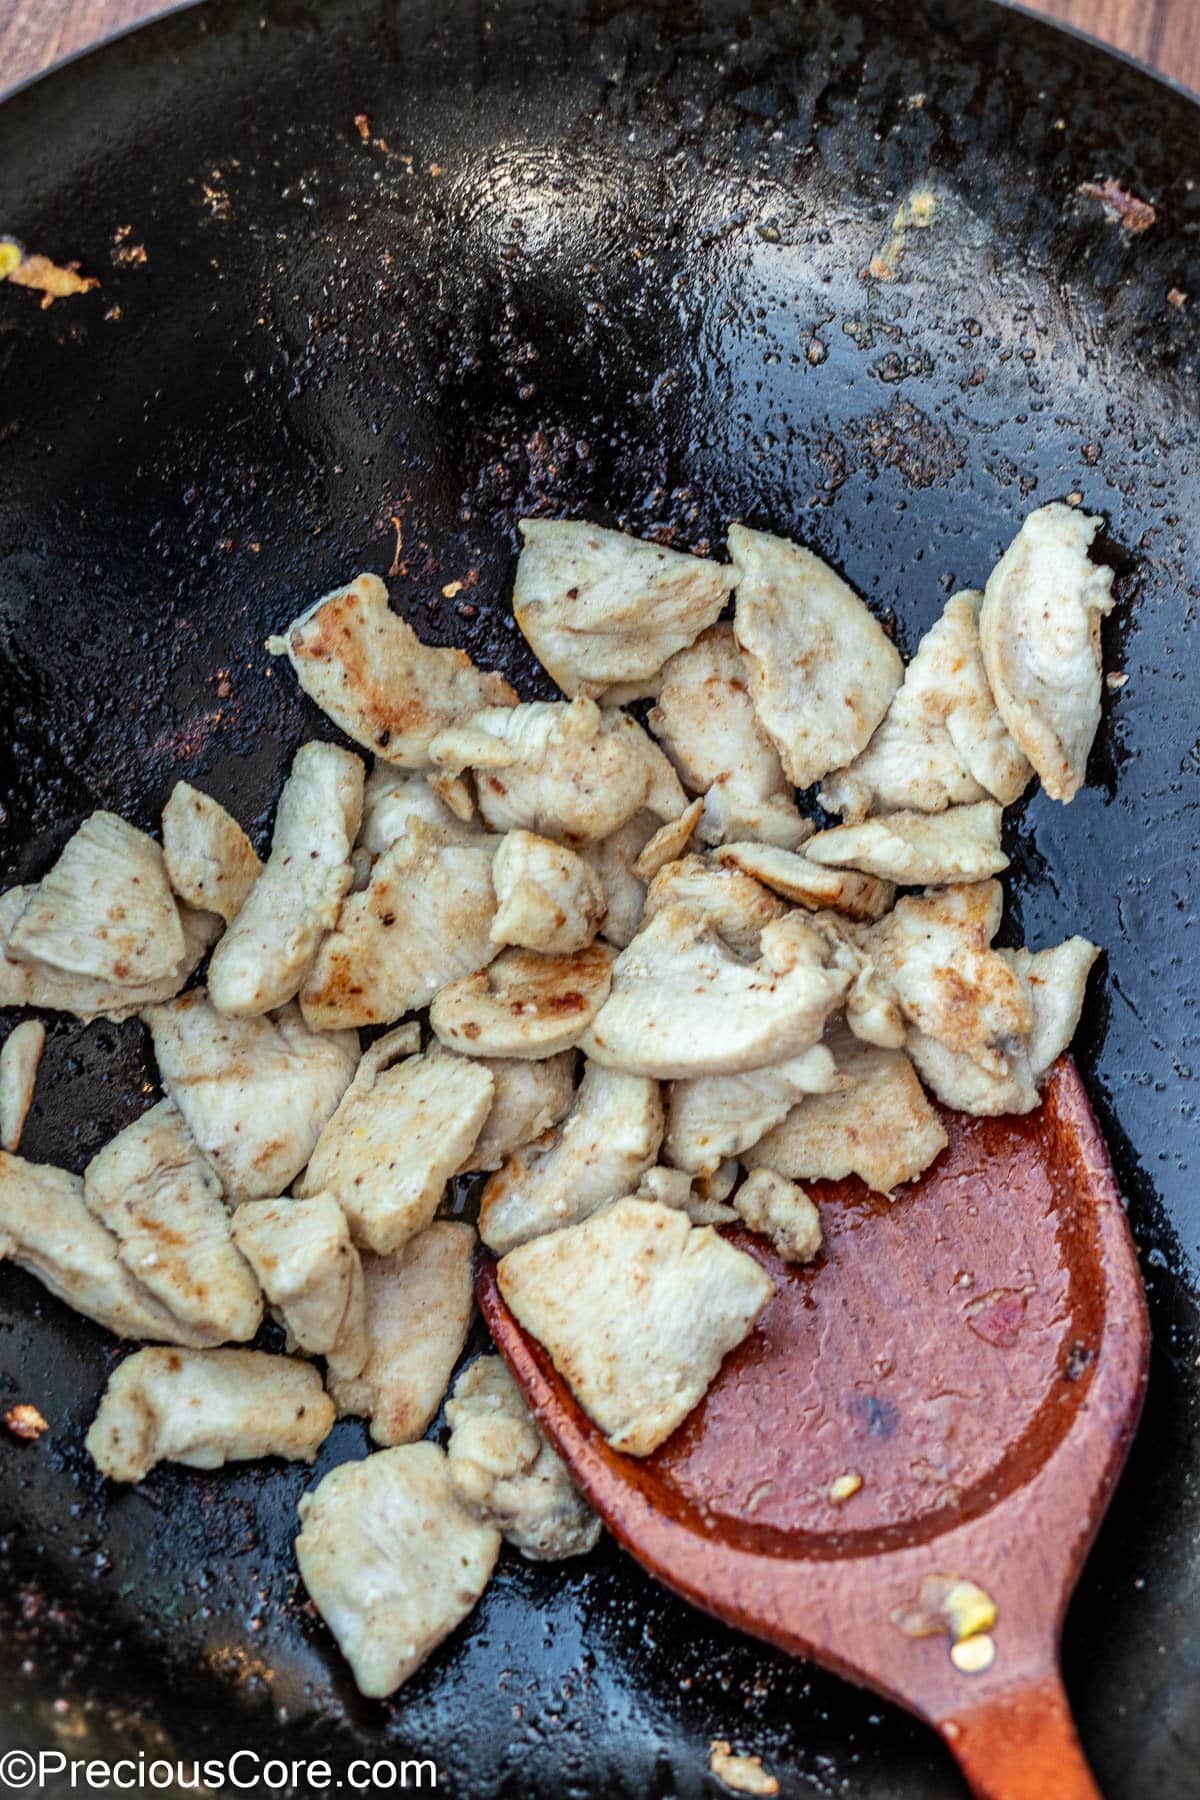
[1,1,1199,1793]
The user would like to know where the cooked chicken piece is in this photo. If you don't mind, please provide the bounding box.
[446,1355,601,1560]
[631,798,705,881]
[8,812,185,983]
[979,504,1114,802]
[805,802,1007,886]
[429,943,615,1060]
[714,843,895,923]
[577,812,660,948]
[358,765,480,857]
[297,1038,492,1254]
[695,1159,740,1207]
[641,854,788,959]
[490,831,607,954]
[808,911,906,1049]
[581,903,847,1079]
[429,771,477,822]
[633,1164,738,1225]
[294,1442,500,1698]
[734,1168,822,1264]
[819,591,1030,819]
[267,572,516,766]
[744,1028,948,1195]
[730,524,903,789]
[143,990,358,1202]
[869,882,1032,1074]
[161,782,261,923]
[904,1029,1038,1117]
[665,1044,839,1174]
[0,1152,219,1345]
[649,625,811,848]
[908,936,1099,1115]
[86,1346,334,1482]
[83,1101,262,1344]
[0,1019,44,1152]
[431,699,683,843]
[328,1222,475,1444]
[602,710,690,821]
[512,518,732,699]
[207,742,364,1017]
[299,817,499,1030]
[0,885,216,1022]
[231,1194,368,1378]
[498,1197,774,1456]
[478,1062,662,1253]
[1008,937,1100,1074]
[452,1051,577,1174]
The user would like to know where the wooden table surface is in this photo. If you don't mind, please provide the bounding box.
[0,0,1198,98]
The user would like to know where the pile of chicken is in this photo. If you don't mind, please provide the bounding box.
[0,501,1110,1699]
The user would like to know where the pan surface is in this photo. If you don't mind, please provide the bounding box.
[1,0,1199,1793]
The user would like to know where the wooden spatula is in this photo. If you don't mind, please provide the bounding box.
[476,1058,1148,1800]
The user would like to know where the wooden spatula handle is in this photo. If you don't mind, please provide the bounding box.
[940,1669,1101,1800]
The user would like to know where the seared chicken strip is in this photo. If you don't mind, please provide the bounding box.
[267,572,516,765]
[979,504,1114,802]
[143,990,358,1202]
[0,886,216,1022]
[300,818,499,1031]
[513,519,732,699]
[8,812,185,983]
[0,1152,220,1346]
[869,882,1032,1074]
[581,903,847,1079]
[631,798,705,881]
[649,625,811,848]
[805,801,1007,886]
[633,1164,738,1225]
[715,842,895,922]
[431,699,686,843]
[329,1221,475,1444]
[730,524,903,789]
[577,812,661,948]
[0,1019,45,1151]
[86,1346,334,1482]
[745,1028,948,1195]
[908,935,1099,1114]
[83,1101,262,1344]
[478,1061,663,1254]
[820,591,1030,819]
[498,1197,774,1456]
[490,830,607,954]
[430,943,615,1060]
[358,764,480,857]
[452,1050,577,1174]
[231,1194,368,1378]
[297,1036,493,1254]
[207,741,364,1017]
[161,782,261,923]
[446,1355,601,1560]
[809,911,906,1049]
[294,1443,500,1698]
[641,855,787,958]
[665,1044,838,1174]
[733,1168,823,1264]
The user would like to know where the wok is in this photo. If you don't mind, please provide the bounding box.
[1,0,1198,1793]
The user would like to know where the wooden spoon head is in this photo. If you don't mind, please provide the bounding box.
[476,1059,1148,1733]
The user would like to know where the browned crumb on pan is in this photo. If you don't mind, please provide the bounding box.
[709,1742,780,1797]
[1079,178,1156,235]
[5,1403,49,1441]
[1,242,99,309]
